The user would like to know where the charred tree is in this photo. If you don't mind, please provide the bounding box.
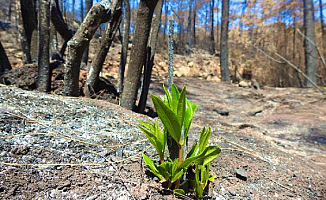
[303,0,317,87]
[17,0,38,63]
[0,41,12,75]
[137,0,164,113]
[85,1,123,97]
[210,0,215,54]
[37,0,51,92]
[81,0,93,69]
[7,0,12,22]
[220,0,230,82]
[51,0,74,57]
[319,0,326,60]
[120,0,159,110]
[117,0,131,94]
[64,2,113,96]
[193,0,196,45]
[185,0,193,55]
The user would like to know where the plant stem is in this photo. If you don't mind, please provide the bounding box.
[175,144,183,189]
[159,154,164,165]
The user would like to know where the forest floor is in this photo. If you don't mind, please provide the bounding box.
[0,29,326,199]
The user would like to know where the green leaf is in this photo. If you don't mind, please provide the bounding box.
[177,87,186,130]
[184,99,198,143]
[142,154,163,180]
[139,120,165,156]
[171,169,185,183]
[173,189,185,195]
[208,175,216,182]
[186,144,200,158]
[163,85,172,107]
[194,145,221,166]
[157,161,173,181]
[151,94,181,144]
[171,84,180,112]
[199,127,212,153]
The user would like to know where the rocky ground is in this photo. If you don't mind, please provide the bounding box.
[1,28,326,199]
[1,77,326,199]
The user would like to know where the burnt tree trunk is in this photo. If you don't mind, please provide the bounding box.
[51,0,74,57]
[220,0,230,82]
[303,0,317,87]
[319,0,326,61]
[0,41,12,75]
[81,0,93,69]
[37,0,51,92]
[137,0,163,113]
[120,0,159,110]
[85,1,123,97]
[193,0,196,45]
[117,0,131,94]
[64,2,113,96]
[185,0,193,55]
[210,0,215,54]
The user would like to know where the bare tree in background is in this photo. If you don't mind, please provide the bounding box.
[120,0,159,110]
[7,0,12,22]
[210,0,215,54]
[16,0,38,63]
[117,0,131,94]
[85,0,123,97]
[319,0,326,60]
[0,40,12,75]
[51,0,74,57]
[81,0,93,69]
[193,0,196,45]
[64,2,114,96]
[185,0,193,54]
[137,0,164,113]
[37,0,51,92]
[220,0,230,81]
[303,0,317,87]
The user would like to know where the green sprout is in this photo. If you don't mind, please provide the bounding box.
[139,84,221,198]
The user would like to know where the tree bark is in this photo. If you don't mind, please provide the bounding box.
[81,0,94,69]
[303,0,317,87]
[80,0,84,21]
[64,2,113,96]
[163,0,168,40]
[220,0,230,82]
[137,0,163,113]
[210,0,215,54]
[319,0,326,60]
[0,40,12,75]
[72,0,76,21]
[7,0,12,22]
[185,0,193,54]
[193,0,196,45]
[117,0,131,94]
[37,0,51,92]
[85,0,123,97]
[17,0,37,63]
[51,0,74,42]
[120,0,159,110]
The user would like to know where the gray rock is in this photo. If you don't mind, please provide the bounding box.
[235,168,248,181]
[248,109,263,116]
[228,189,236,196]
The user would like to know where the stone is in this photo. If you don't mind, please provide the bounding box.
[214,109,229,116]
[239,81,251,88]
[228,189,236,196]
[188,61,194,68]
[248,109,263,116]
[235,168,248,181]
